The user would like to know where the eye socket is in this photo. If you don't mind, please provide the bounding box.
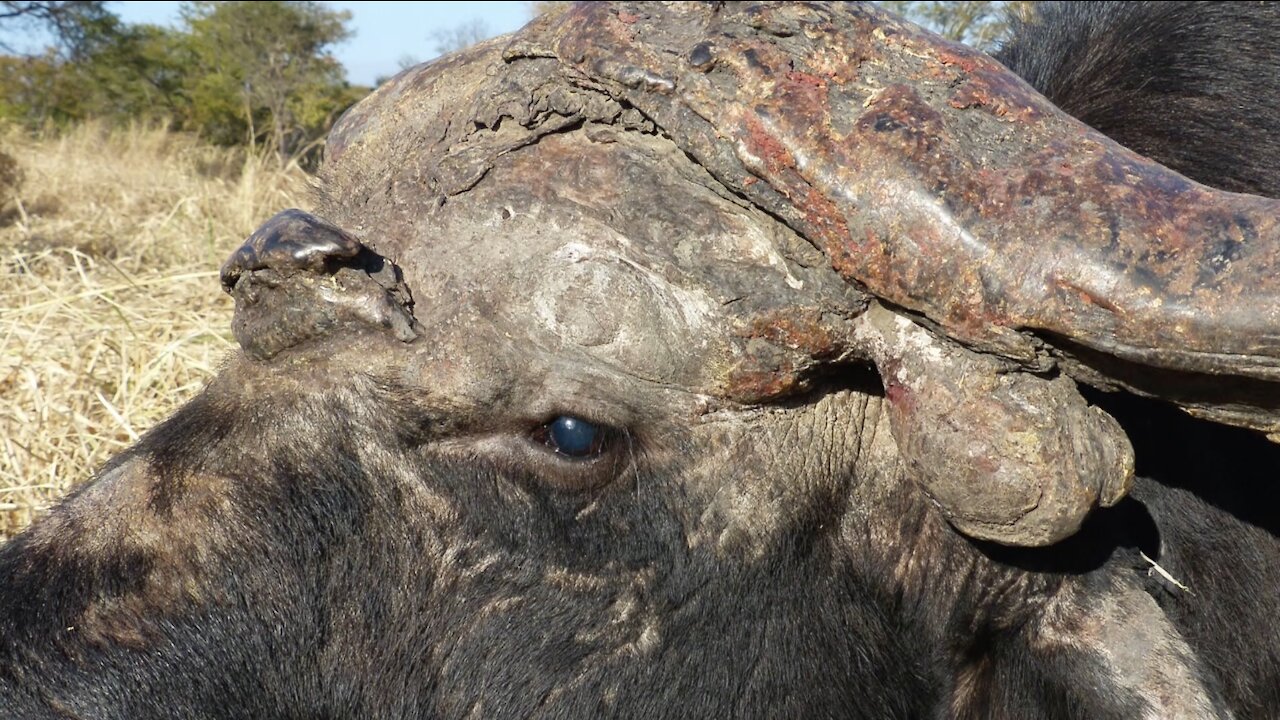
[533,416,608,459]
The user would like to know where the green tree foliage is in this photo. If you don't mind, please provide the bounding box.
[179,2,360,161]
[0,1,367,167]
[0,9,179,126]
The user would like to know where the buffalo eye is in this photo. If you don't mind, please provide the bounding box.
[535,416,607,459]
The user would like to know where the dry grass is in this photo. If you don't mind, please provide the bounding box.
[0,122,312,542]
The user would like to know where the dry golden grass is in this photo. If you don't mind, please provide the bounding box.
[0,122,312,542]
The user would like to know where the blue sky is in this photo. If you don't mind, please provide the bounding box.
[4,1,539,87]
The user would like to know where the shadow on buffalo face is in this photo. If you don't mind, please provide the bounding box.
[3,3,1279,719]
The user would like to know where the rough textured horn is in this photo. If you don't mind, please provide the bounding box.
[316,1,1280,546]
[510,1,1280,438]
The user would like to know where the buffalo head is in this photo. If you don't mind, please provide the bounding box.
[3,3,1278,718]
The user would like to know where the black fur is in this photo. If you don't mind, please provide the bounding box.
[996,2,1280,715]
[0,366,1155,719]
[995,1,1280,198]
[2,3,1279,718]
[1088,390,1280,717]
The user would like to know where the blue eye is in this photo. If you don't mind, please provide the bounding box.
[541,416,606,458]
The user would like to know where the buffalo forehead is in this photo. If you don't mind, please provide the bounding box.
[374,132,843,401]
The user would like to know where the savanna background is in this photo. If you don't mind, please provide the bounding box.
[0,0,1027,542]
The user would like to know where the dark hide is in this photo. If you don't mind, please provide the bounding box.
[998,3,1280,715]
[0,356,1156,719]
[996,1,1280,198]
[0,3,1277,719]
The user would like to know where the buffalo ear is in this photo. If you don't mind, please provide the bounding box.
[220,209,418,360]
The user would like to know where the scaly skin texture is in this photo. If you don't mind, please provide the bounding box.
[2,4,1277,718]
[322,9,1141,546]
[851,302,1133,545]
[509,1,1280,437]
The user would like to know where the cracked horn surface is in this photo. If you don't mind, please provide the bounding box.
[321,34,870,407]
[503,1,1280,438]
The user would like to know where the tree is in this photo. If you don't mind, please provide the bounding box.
[0,0,366,166]
[180,1,359,163]
[0,1,115,59]
[0,3,188,127]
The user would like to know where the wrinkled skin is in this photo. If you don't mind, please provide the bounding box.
[2,3,1279,719]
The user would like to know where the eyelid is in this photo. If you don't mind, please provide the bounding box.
[517,419,630,493]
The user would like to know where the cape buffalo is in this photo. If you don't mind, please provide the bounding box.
[2,2,1278,718]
